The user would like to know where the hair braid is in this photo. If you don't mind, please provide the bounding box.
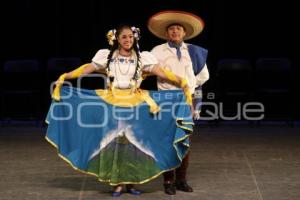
[132,41,141,81]
[106,41,118,84]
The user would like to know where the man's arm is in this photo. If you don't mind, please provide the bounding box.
[195,64,209,87]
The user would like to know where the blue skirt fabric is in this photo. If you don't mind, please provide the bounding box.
[46,86,193,185]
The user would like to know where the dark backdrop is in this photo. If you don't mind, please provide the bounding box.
[1,0,298,62]
[1,0,299,121]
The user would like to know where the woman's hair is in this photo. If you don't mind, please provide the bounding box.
[106,24,141,82]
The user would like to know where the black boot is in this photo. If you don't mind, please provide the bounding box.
[175,181,193,192]
[163,182,176,195]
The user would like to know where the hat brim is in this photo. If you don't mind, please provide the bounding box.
[148,10,205,40]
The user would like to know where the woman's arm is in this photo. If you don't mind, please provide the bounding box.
[63,63,97,80]
[55,63,94,84]
[151,65,187,89]
[53,63,98,101]
[150,65,192,106]
[95,67,107,75]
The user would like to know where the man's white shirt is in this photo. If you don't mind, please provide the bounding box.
[151,42,209,94]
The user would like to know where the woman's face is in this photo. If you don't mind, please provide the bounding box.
[117,28,134,51]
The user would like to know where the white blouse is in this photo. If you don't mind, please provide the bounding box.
[91,49,157,89]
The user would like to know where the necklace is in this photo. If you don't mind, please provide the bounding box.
[119,50,132,57]
[113,55,136,89]
[116,55,133,75]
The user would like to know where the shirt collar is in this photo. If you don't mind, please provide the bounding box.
[164,41,188,50]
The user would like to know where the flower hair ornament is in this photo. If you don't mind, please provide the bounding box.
[106,26,141,46]
[131,26,141,41]
[106,29,116,46]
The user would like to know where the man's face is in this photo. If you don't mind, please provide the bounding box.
[166,24,186,44]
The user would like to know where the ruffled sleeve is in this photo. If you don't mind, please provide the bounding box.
[91,49,110,70]
[141,51,158,72]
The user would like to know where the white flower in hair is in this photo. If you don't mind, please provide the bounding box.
[131,26,140,41]
[131,26,136,31]
[106,29,116,46]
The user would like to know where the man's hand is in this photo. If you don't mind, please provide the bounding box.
[193,110,201,120]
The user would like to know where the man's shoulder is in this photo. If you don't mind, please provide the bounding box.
[186,43,208,52]
[151,43,167,52]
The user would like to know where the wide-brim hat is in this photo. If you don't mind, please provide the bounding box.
[147,10,205,40]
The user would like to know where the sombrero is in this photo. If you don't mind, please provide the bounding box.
[147,10,205,40]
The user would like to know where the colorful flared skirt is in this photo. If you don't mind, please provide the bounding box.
[46,86,193,185]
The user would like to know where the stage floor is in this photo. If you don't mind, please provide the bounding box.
[1,124,300,200]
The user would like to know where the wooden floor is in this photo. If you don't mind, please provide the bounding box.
[1,123,300,200]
